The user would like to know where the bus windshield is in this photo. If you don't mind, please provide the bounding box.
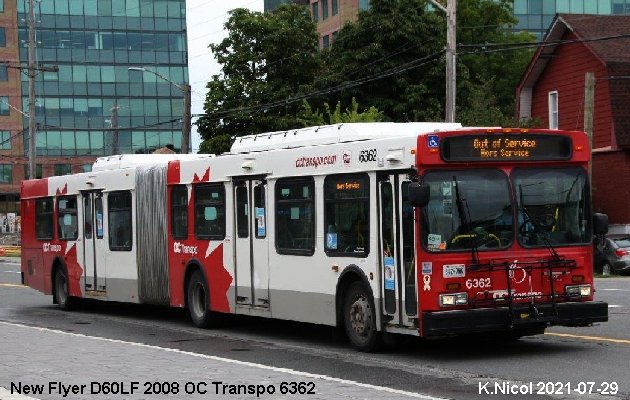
[421,169,513,252]
[513,167,590,247]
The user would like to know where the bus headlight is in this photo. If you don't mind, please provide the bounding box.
[565,285,591,297]
[439,292,468,307]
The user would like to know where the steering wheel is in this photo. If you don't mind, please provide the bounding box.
[450,233,501,248]
[519,213,556,233]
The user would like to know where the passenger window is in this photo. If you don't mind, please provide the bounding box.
[108,191,132,251]
[275,177,315,255]
[194,183,225,240]
[324,174,370,257]
[35,197,54,240]
[171,185,188,239]
[57,196,78,241]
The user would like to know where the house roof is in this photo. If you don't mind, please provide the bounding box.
[517,14,630,148]
[518,14,630,91]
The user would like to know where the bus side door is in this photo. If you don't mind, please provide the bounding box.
[378,174,418,328]
[234,178,270,307]
[82,191,107,292]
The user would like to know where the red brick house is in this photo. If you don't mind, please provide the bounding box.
[516,14,630,233]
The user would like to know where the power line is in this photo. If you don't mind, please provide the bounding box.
[195,50,446,121]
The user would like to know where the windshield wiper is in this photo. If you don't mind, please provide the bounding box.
[518,184,560,260]
[453,176,479,265]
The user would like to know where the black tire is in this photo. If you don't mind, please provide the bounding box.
[343,281,380,352]
[54,267,76,311]
[187,270,214,328]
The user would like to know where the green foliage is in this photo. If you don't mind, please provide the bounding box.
[317,0,536,125]
[196,4,319,154]
[298,98,384,126]
[197,0,538,154]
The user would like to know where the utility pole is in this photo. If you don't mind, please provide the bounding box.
[429,0,457,122]
[181,84,191,154]
[15,0,57,179]
[27,0,36,180]
[584,71,595,184]
[111,101,119,155]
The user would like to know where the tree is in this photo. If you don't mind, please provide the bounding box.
[298,98,384,126]
[196,5,320,154]
[313,0,536,125]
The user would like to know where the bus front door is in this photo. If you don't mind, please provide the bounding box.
[234,179,270,308]
[82,191,107,293]
[378,174,418,329]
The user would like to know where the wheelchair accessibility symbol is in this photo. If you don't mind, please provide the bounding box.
[427,135,439,148]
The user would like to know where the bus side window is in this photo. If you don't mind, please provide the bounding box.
[194,183,225,240]
[108,191,132,251]
[275,177,315,256]
[57,196,78,241]
[35,197,54,240]
[324,173,370,257]
[171,185,188,239]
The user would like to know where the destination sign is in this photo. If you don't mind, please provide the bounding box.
[441,134,572,162]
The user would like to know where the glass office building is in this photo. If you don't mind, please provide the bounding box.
[513,0,630,38]
[17,0,188,157]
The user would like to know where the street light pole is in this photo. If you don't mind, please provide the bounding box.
[128,67,191,154]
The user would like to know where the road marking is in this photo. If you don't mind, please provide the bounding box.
[608,304,623,308]
[2,271,20,274]
[599,288,630,291]
[0,283,26,288]
[545,332,630,345]
[0,321,446,400]
[0,387,40,400]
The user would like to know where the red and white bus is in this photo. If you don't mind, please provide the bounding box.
[20,123,608,351]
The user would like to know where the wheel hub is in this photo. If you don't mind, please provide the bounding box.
[350,296,370,335]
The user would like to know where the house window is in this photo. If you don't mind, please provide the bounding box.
[312,1,319,22]
[322,0,328,19]
[0,164,12,184]
[275,177,315,255]
[0,65,7,81]
[332,0,338,15]
[0,27,5,47]
[548,90,559,129]
[1,131,11,150]
[0,0,4,12]
[24,164,43,179]
[0,96,9,116]
[108,191,132,251]
[359,0,369,11]
[322,35,330,49]
[54,164,72,176]
[82,164,92,172]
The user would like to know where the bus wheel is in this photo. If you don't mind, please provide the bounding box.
[343,282,380,352]
[187,270,213,328]
[54,268,75,311]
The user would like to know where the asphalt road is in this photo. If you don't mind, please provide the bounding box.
[1,259,629,400]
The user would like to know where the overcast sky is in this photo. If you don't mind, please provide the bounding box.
[185,0,264,152]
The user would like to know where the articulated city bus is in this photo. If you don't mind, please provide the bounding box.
[20,123,608,351]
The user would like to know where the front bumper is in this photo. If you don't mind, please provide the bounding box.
[422,301,608,337]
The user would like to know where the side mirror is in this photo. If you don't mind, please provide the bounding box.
[408,182,430,207]
[593,213,609,235]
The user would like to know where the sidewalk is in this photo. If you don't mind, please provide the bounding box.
[0,321,441,400]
